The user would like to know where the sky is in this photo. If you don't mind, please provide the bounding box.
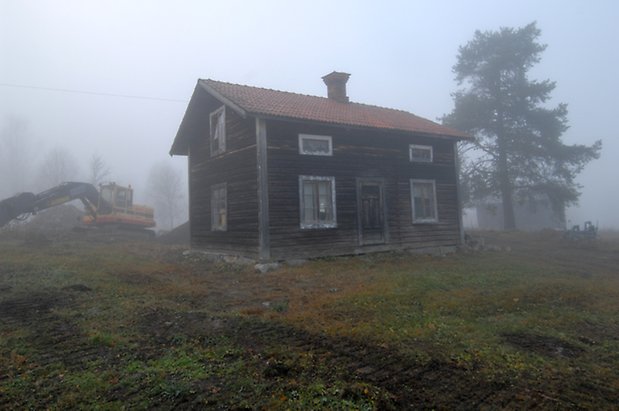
[1,0,618,227]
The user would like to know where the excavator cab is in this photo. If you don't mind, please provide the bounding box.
[99,183,133,210]
[82,182,155,229]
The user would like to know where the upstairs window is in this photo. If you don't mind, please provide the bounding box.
[211,183,227,231]
[299,134,332,156]
[299,176,336,229]
[210,106,226,156]
[410,179,438,223]
[409,144,433,163]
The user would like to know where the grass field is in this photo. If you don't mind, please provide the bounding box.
[1,230,618,409]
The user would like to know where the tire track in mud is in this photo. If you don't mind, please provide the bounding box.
[1,294,605,409]
[225,317,518,409]
[134,309,540,409]
[0,300,597,410]
[0,289,113,409]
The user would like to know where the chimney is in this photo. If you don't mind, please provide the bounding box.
[322,71,350,103]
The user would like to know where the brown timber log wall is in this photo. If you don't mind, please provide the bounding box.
[266,120,460,260]
[188,96,259,257]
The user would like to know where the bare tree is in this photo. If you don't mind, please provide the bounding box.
[88,152,111,186]
[36,147,81,190]
[0,116,36,196]
[146,161,185,230]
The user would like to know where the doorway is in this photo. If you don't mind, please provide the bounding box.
[357,179,386,246]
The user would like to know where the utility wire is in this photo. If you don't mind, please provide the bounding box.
[0,82,188,103]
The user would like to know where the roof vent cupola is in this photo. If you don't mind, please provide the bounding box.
[322,71,350,103]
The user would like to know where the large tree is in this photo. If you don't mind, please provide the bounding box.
[443,22,601,229]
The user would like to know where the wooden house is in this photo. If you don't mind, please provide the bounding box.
[170,72,471,261]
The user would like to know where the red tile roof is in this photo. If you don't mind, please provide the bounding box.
[201,79,469,139]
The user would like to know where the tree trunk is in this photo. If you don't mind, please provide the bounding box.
[495,97,516,230]
[500,178,516,230]
[497,145,516,230]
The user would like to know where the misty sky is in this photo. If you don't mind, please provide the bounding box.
[1,0,618,227]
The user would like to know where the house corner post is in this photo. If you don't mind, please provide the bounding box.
[256,118,270,261]
[454,141,465,245]
[187,148,193,247]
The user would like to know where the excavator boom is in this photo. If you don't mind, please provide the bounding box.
[33,182,111,218]
[0,182,154,230]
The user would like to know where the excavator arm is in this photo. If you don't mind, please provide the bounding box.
[0,182,112,228]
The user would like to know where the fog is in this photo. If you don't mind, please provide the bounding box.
[2,0,618,228]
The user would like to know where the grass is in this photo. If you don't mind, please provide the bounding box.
[1,231,618,408]
[288,250,619,381]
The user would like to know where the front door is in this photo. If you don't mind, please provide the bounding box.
[358,180,386,245]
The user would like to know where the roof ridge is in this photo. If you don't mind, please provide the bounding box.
[201,78,431,119]
[202,78,324,100]
[196,78,469,140]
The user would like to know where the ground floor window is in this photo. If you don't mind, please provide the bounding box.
[410,179,438,223]
[211,183,227,231]
[299,176,336,229]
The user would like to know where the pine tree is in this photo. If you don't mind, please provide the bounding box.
[443,22,601,229]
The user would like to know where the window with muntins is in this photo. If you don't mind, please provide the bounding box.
[211,183,227,231]
[409,144,433,162]
[210,106,226,156]
[410,179,438,223]
[299,134,332,156]
[299,176,336,228]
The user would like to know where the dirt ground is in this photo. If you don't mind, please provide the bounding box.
[1,229,618,409]
[0,283,512,409]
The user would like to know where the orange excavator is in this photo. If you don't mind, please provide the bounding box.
[0,182,155,232]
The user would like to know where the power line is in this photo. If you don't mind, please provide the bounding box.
[0,82,189,103]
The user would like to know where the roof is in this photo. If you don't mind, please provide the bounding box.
[170,78,470,155]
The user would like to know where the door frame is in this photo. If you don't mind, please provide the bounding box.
[356,178,388,246]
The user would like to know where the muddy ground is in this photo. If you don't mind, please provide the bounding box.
[1,229,618,409]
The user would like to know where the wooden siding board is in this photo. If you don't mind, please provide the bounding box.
[187,95,260,257]
[256,118,270,261]
[266,120,461,259]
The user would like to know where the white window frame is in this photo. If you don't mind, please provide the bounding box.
[211,183,227,231]
[299,175,337,229]
[298,134,333,156]
[210,106,226,156]
[410,179,438,223]
[409,144,433,163]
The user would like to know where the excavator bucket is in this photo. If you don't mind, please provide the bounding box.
[0,192,36,228]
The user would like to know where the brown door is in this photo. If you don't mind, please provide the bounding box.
[358,180,386,245]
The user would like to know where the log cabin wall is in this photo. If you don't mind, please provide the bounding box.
[187,94,259,257]
[265,119,460,260]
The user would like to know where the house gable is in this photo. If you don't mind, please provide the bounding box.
[179,86,260,256]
